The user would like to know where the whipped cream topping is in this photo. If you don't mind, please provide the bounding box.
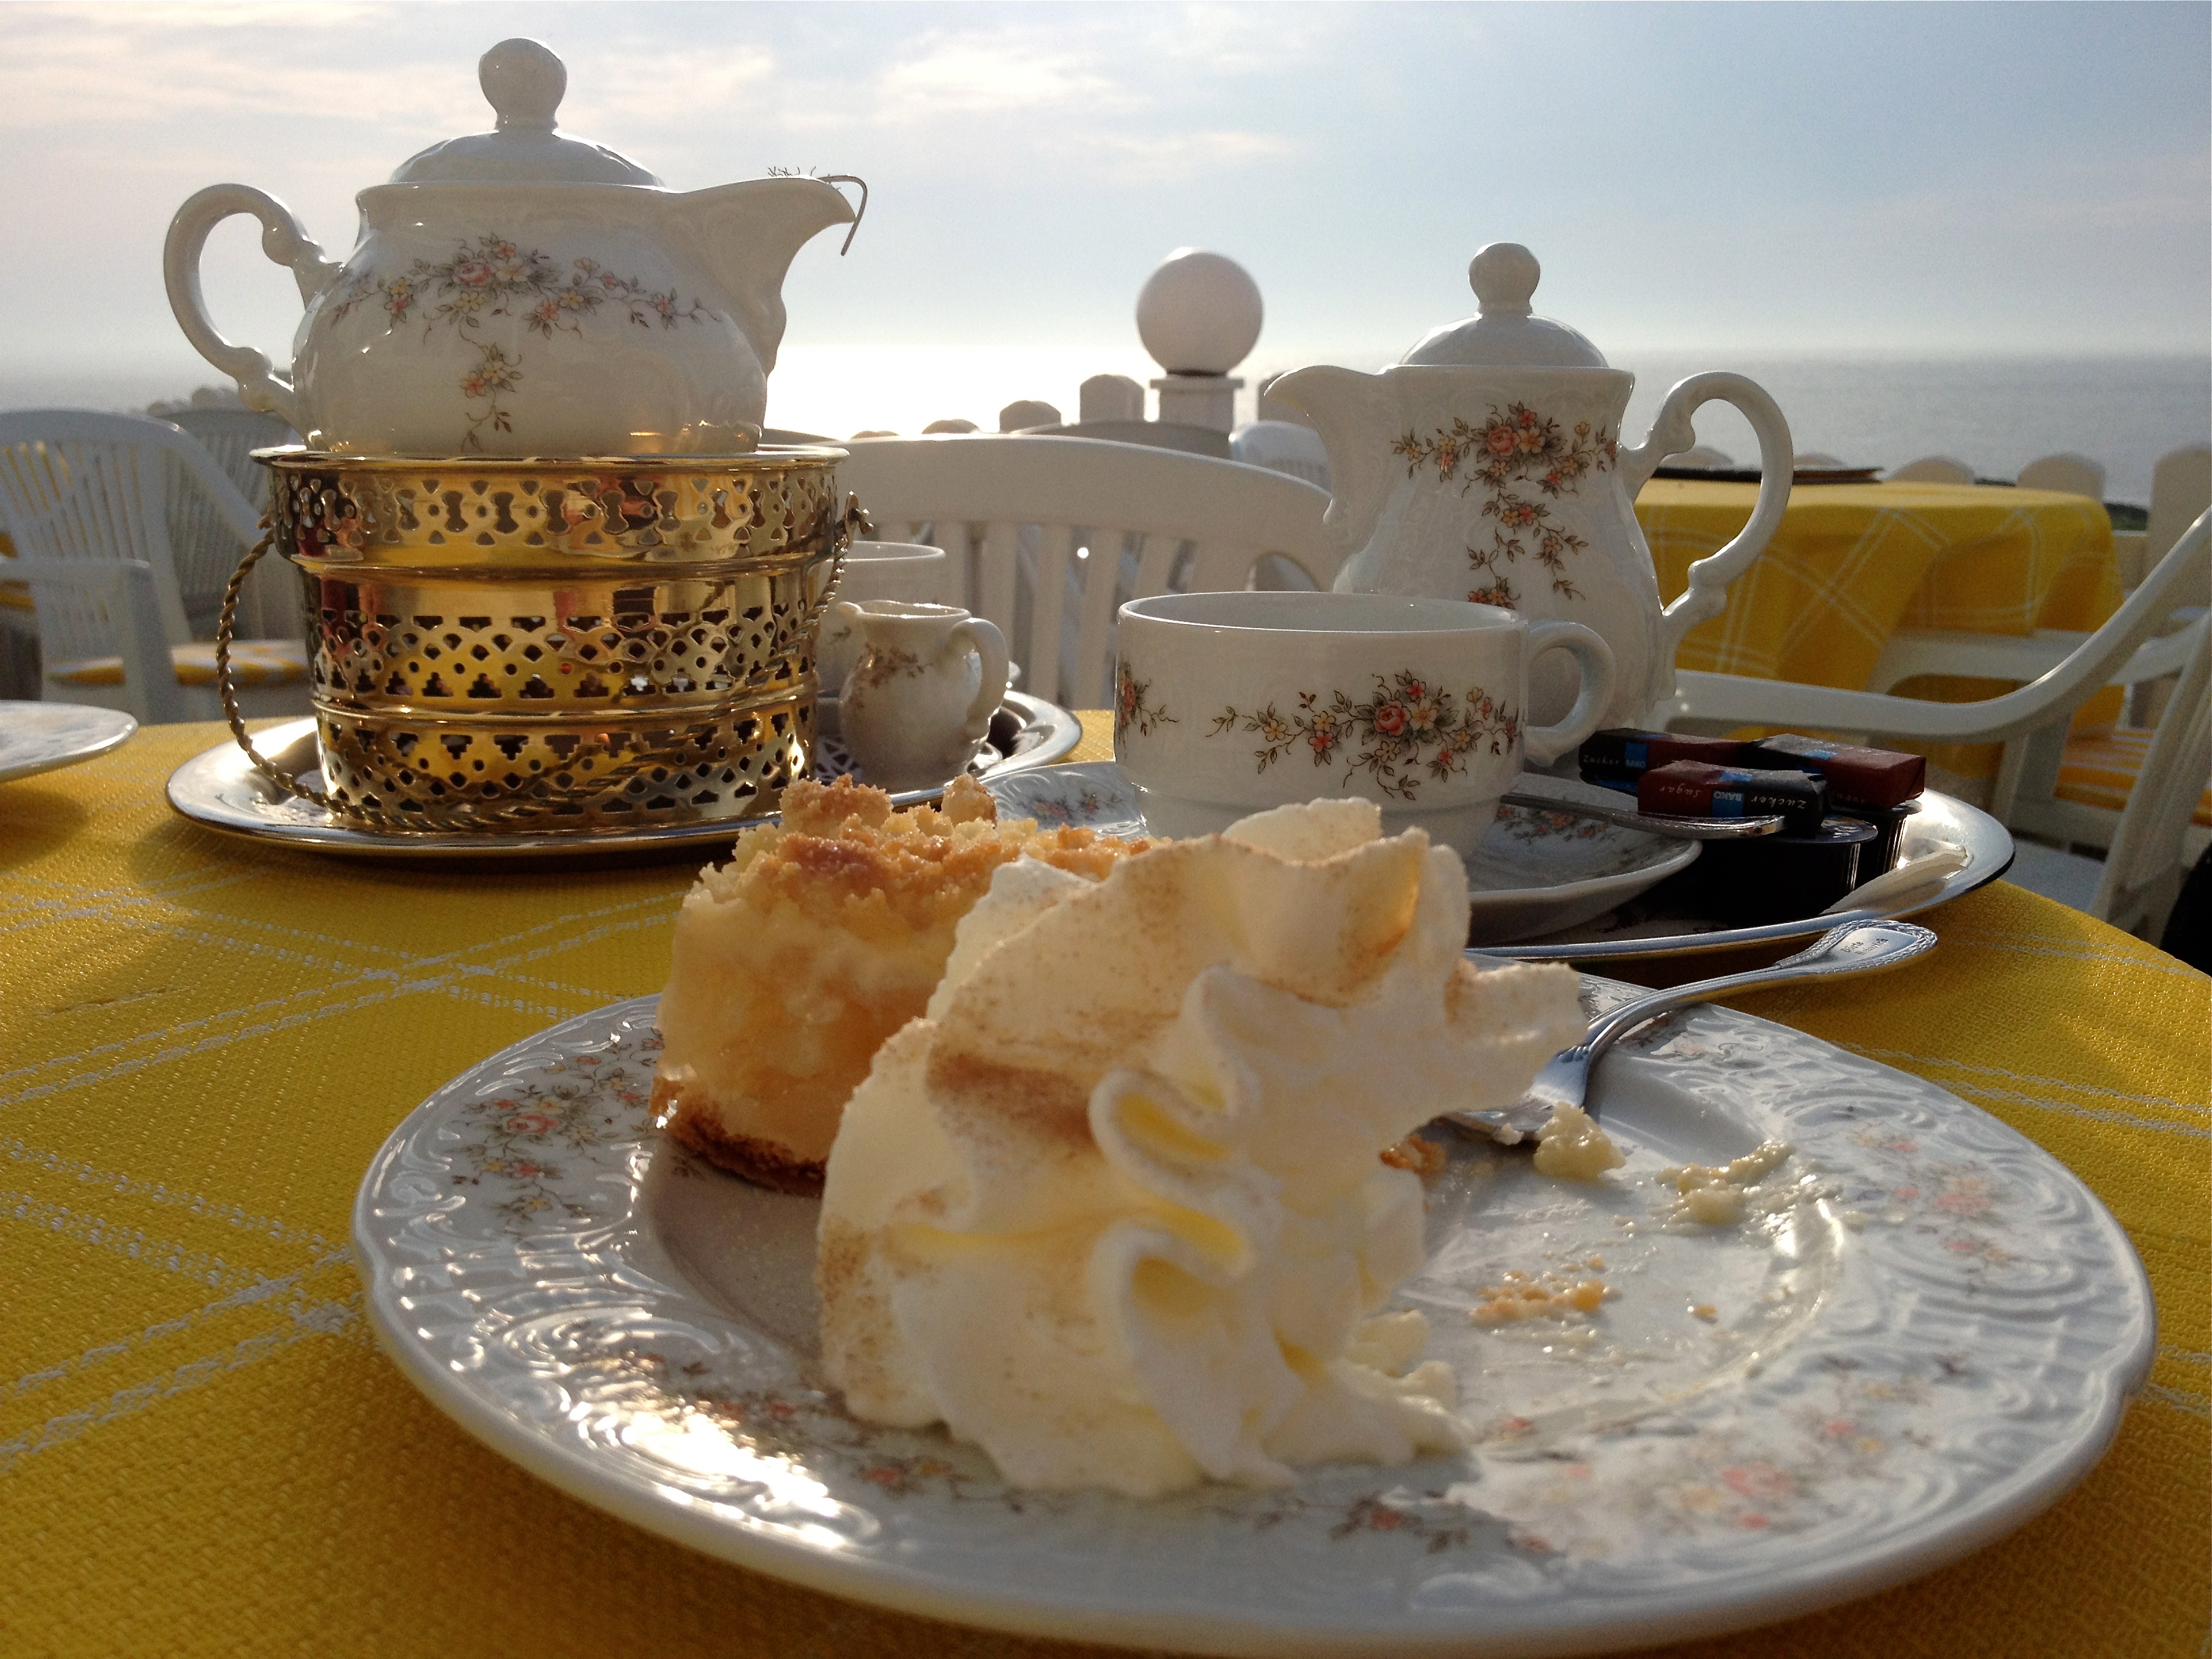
[816,800,1586,1496]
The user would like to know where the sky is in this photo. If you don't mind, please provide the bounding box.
[0,0,2206,439]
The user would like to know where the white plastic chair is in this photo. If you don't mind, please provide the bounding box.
[1,558,186,723]
[1887,455,1975,485]
[2006,613,2209,937]
[0,410,306,722]
[2016,452,2107,500]
[1229,420,1332,491]
[162,404,294,636]
[836,434,1336,708]
[1661,513,2211,930]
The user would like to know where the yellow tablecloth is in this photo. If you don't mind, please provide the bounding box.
[3,720,2205,1659]
[1635,480,2123,783]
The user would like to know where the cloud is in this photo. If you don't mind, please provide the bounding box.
[1081,129,1297,184]
[877,37,1130,117]
[0,5,459,133]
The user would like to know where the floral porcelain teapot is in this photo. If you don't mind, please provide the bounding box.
[162,38,861,457]
[1270,243,1793,733]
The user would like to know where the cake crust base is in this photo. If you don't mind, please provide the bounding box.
[654,1075,827,1196]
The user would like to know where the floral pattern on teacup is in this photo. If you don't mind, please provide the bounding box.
[1208,671,1518,802]
[1392,403,1615,604]
[1113,664,1176,739]
[330,234,712,449]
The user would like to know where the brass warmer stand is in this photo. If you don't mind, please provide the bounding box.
[217,447,859,836]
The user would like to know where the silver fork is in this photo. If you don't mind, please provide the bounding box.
[1450,917,1939,1143]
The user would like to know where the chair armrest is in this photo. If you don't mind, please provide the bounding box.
[7,558,189,723]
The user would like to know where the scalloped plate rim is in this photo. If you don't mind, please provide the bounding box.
[352,994,2154,1657]
[0,699,138,784]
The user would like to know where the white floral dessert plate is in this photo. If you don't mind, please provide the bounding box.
[0,699,136,784]
[986,762,1698,944]
[353,992,2152,1658]
[163,692,1080,860]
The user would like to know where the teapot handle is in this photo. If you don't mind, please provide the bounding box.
[1619,372,1794,685]
[163,184,343,432]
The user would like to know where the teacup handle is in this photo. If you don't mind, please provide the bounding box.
[1521,621,1616,765]
[951,617,1011,743]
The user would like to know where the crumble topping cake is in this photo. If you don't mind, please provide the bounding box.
[652,775,1142,1193]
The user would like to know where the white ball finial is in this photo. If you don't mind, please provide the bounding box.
[1136,249,1263,375]
[480,38,567,131]
[1469,243,1540,316]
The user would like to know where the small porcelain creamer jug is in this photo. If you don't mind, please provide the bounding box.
[834,601,1010,793]
[162,38,861,457]
[1271,243,1794,735]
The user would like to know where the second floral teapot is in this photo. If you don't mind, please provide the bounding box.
[162,38,861,457]
[1271,244,1794,733]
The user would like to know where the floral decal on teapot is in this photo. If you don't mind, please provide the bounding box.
[1114,663,1177,739]
[330,234,712,449]
[1393,405,1614,604]
[1208,671,1518,801]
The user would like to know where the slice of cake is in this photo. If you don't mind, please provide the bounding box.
[817,798,1589,1496]
[653,775,1142,1193]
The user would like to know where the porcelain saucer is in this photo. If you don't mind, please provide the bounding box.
[984,762,1698,945]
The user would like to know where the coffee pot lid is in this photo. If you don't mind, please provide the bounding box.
[389,39,664,188]
[1399,244,1608,369]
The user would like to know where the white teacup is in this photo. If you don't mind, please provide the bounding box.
[817,541,951,691]
[1113,592,1615,854]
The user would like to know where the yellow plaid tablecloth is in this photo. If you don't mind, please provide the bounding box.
[3,720,2205,1659]
[1636,480,2123,783]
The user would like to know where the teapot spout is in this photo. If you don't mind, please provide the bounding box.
[1265,366,1397,577]
[672,177,859,376]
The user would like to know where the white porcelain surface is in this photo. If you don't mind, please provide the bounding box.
[835,600,1010,794]
[817,542,951,689]
[163,695,1078,860]
[1269,245,1795,731]
[1114,591,1612,856]
[987,762,1696,945]
[162,39,857,457]
[354,991,2152,1657]
[0,700,136,784]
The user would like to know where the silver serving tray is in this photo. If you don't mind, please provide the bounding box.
[1490,788,2013,962]
[164,691,1082,861]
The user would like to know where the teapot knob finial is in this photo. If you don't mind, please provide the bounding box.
[480,37,567,132]
[1469,243,1540,318]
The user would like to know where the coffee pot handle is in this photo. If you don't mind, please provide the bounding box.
[163,184,344,432]
[1521,621,1617,765]
[951,617,1012,744]
[1618,372,1795,675]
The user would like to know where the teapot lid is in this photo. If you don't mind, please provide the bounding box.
[1399,244,1608,369]
[389,39,664,188]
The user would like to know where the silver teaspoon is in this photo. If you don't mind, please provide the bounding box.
[1451,917,1938,1144]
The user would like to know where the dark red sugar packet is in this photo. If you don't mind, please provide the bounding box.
[1637,761,1828,831]
[1738,734,1926,811]
[1578,729,1746,783]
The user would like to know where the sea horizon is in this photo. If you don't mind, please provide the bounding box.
[5,346,2203,506]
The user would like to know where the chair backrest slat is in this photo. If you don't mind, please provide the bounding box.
[1067,527,1129,710]
[1026,523,1076,708]
[2094,614,2212,931]
[836,435,1334,706]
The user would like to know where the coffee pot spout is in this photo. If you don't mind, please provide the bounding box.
[1263,366,1397,583]
[675,176,861,376]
